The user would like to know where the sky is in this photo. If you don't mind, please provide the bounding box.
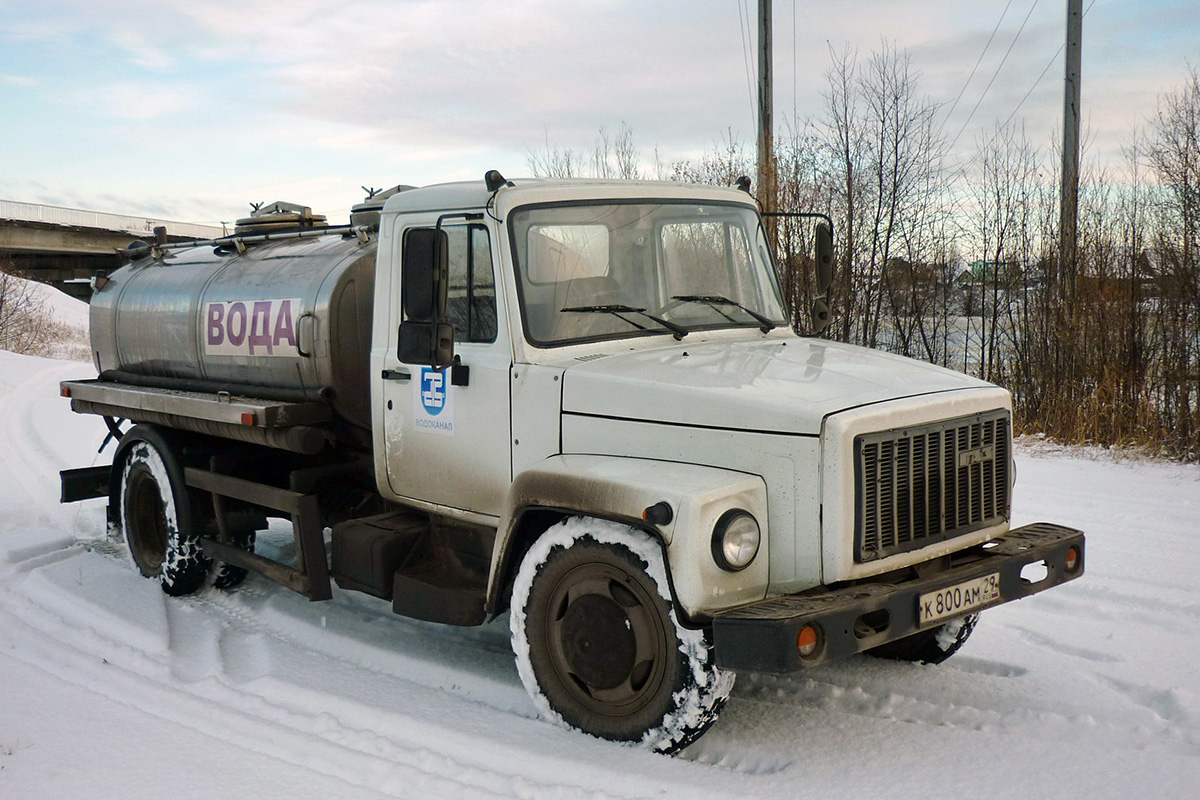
[0,0,1196,226]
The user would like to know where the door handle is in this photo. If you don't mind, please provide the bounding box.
[381,368,411,381]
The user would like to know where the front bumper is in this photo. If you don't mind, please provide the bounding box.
[711,522,1084,673]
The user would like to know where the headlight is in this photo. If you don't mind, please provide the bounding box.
[711,510,760,572]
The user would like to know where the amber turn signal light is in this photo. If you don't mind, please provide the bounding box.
[797,624,821,658]
[1064,546,1080,573]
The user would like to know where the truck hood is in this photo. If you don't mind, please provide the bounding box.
[561,337,995,435]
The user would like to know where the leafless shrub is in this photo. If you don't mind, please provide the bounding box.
[0,263,90,360]
[0,264,56,356]
[528,122,643,180]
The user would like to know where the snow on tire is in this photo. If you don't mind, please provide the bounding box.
[118,432,210,597]
[510,517,735,754]
[211,528,255,590]
[866,612,980,665]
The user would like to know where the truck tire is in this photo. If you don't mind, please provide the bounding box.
[866,613,979,665]
[118,430,211,597]
[510,518,734,754]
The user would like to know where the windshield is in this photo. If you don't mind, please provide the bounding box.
[510,201,787,346]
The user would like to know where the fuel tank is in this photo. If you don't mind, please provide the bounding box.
[89,231,376,434]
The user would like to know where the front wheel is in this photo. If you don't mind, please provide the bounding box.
[510,518,734,753]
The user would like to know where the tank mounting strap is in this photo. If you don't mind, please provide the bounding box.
[62,379,331,428]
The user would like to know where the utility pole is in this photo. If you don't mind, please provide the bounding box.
[1059,0,1082,292]
[757,0,774,215]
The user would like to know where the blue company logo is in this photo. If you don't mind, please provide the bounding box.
[420,367,447,416]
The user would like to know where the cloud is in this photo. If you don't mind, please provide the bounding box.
[107,30,174,71]
[163,1,757,155]
[60,80,199,120]
[2,75,37,86]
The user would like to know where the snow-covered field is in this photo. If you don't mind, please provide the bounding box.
[2,345,1198,799]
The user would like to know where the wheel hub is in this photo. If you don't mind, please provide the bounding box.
[127,469,168,573]
[560,593,636,690]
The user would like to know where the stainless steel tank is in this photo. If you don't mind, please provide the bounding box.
[89,231,376,435]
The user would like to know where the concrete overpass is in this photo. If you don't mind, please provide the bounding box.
[0,199,226,300]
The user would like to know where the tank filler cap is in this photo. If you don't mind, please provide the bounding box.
[350,184,415,230]
[117,240,153,263]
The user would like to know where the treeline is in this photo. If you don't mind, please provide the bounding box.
[529,49,1200,460]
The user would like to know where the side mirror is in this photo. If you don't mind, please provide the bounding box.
[812,222,834,334]
[398,228,454,368]
[814,222,834,296]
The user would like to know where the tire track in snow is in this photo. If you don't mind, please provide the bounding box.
[726,656,1199,754]
[0,544,738,799]
[0,609,519,800]
[0,359,99,507]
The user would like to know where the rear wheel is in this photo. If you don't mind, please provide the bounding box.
[866,613,979,665]
[118,431,210,596]
[511,518,733,753]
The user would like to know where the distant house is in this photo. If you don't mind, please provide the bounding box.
[957,259,1025,288]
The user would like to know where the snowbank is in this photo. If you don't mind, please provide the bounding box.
[22,275,90,332]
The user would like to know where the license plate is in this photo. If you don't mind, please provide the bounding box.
[918,573,1001,626]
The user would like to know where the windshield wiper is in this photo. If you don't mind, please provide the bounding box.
[670,295,777,333]
[561,304,689,340]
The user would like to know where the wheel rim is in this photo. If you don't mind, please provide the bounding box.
[544,561,671,717]
[126,467,168,574]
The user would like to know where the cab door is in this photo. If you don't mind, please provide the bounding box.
[382,220,512,517]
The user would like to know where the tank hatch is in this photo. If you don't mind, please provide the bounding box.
[235,201,328,235]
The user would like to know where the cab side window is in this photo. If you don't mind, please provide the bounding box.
[445,224,497,343]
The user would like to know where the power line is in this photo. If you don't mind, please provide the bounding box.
[997,0,1095,133]
[939,0,1013,138]
[944,0,1096,192]
[736,0,758,135]
[948,0,1041,153]
[790,0,795,124]
[999,43,1062,133]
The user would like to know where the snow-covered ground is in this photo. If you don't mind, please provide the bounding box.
[2,347,1198,799]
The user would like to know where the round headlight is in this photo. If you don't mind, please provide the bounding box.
[712,510,760,572]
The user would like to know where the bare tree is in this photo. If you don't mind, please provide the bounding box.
[967,123,1038,381]
[527,129,587,178]
[592,122,642,180]
[0,264,57,356]
[814,42,950,354]
[669,130,752,187]
[529,123,644,180]
[819,43,868,343]
[1142,65,1200,450]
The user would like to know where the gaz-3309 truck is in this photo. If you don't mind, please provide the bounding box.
[60,173,1084,753]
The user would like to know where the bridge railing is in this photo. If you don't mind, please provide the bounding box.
[0,199,225,240]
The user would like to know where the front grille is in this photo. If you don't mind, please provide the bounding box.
[855,410,1011,562]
